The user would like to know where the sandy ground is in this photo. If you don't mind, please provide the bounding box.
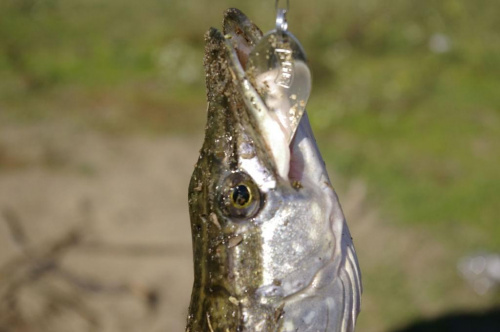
[0,123,200,332]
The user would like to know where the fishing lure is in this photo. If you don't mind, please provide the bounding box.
[186,5,361,332]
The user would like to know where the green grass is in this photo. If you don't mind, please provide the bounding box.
[1,0,499,330]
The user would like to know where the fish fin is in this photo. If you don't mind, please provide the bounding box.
[339,225,362,332]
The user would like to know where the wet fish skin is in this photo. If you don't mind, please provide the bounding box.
[186,8,361,332]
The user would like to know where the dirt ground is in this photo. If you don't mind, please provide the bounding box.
[0,122,199,332]
[0,122,483,332]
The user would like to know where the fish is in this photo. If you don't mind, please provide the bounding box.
[186,8,361,332]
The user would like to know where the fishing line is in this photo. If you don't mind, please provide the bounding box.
[275,0,290,32]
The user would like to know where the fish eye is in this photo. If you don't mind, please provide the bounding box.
[231,184,252,208]
[220,172,261,219]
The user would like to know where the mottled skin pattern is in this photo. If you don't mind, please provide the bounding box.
[186,9,361,332]
[186,15,272,331]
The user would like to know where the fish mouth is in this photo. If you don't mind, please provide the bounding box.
[203,9,312,184]
[221,9,299,181]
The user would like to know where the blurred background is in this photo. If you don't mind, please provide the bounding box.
[0,0,499,331]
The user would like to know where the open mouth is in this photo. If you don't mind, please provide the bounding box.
[220,9,313,184]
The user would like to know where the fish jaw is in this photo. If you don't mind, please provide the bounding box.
[200,8,327,192]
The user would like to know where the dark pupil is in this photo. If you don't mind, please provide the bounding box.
[232,185,250,207]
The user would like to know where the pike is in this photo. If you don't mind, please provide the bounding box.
[186,8,361,332]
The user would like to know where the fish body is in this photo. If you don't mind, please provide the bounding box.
[186,9,361,332]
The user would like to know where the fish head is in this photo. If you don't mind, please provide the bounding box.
[187,8,361,332]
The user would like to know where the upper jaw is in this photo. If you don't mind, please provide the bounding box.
[220,10,293,180]
[223,8,262,69]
